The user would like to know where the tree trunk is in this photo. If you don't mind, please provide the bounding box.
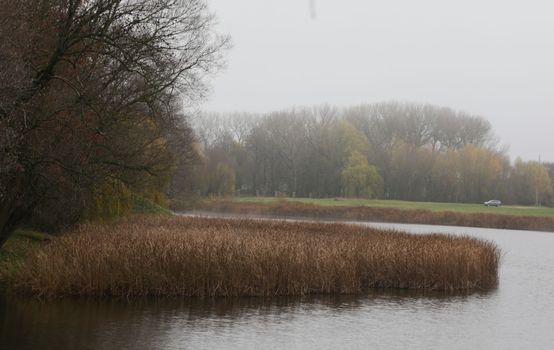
[0,200,18,248]
[0,180,32,248]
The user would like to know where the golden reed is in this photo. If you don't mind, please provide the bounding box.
[15,216,500,297]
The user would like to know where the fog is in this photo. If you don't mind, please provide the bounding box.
[205,0,554,162]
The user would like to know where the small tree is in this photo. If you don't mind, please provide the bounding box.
[342,152,384,199]
[511,160,552,206]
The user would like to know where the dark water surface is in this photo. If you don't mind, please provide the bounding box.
[2,221,554,350]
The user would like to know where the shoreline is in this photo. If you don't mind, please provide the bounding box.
[195,200,554,233]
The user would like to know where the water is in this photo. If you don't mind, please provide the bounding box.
[2,221,554,350]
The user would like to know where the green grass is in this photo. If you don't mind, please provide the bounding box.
[132,195,172,215]
[0,230,51,283]
[234,197,554,218]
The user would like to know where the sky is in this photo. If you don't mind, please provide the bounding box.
[204,0,554,162]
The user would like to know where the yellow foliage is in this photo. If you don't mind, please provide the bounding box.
[342,151,384,199]
[82,180,134,222]
[321,120,369,159]
[141,189,170,208]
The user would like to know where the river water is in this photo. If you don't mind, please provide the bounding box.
[2,220,554,350]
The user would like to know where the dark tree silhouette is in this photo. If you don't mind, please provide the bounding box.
[0,0,228,246]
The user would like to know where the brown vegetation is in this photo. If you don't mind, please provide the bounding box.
[197,200,554,232]
[14,216,499,298]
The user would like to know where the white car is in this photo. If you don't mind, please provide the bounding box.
[484,200,502,207]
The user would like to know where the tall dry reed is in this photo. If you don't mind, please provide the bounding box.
[199,200,554,232]
[15,216,500,298]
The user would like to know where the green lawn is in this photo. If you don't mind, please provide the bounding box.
[234,196,554,217]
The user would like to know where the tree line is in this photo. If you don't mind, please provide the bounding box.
[193,103,554,206]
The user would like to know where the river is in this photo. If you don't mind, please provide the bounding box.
[2,220,554,349]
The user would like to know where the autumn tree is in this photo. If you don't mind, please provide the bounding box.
[453,145,505,202]
[510,159,552,206]
[342,152,383,199]
[386,142,435,200]
[192,102,551,208]
[429,150,462,202]
[0,0,228,246]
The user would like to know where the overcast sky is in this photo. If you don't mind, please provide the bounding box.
[204,0,554,162]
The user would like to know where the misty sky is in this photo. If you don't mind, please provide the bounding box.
[205,0,554,162]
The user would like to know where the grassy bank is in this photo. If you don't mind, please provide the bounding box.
[0,230,51,284]
[235,197,554,217]
[0,196,167,284]
[13,216,500,297]
[197,199,554,232]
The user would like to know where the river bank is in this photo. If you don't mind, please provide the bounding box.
[196,199,554,232]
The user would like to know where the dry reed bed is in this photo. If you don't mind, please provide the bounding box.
[198,200,554,232]
[15,216,500,298]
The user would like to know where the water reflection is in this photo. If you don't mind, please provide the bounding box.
[1,289,495,350]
